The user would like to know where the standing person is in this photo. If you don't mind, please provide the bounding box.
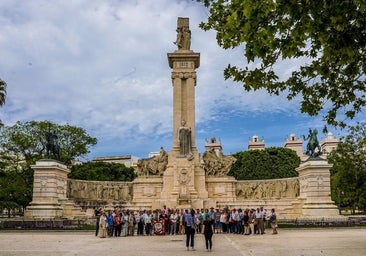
[202,215,214,252]
[128,211,135,236]
[256,207,264,235]
[214,208,221,233]
[238,208,244,234]
[121,210,129,237]
[136,210,144,236]
[184,209,196,251]
[208,207,215,223]
[162,213,170,235]
[262,207,268,232]
[106,211,114,237]
[94,207,102,236]
[170,209,179,235]
[114,211,122,237]
[233,208,240,234]
[99,211,107,238]
[179,210,185,235]
[249,209,255,236]
[243,209,250,235]
[195,209,202,233]
[220,209,228,233]
[269,208,278,234]
[144,210,152,236]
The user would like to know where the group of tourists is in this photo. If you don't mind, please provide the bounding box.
[95,205,278,251]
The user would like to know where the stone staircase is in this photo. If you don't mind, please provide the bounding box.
[59,199,86,219]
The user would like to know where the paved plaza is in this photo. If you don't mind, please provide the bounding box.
[1,228,366,256]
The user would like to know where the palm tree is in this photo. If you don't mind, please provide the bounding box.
[0,79,7,127]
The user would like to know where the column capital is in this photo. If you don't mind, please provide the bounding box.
[167,52,200,69]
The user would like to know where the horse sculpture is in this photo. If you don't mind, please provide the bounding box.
[303,128,322,158]
[45,131,60,160]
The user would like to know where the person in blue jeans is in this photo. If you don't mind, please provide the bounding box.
[184,209,196,251]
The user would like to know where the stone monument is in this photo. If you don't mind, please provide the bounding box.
[25,160,85,219]
[24,17,342,221]
[25,160,69,218]
[297,158,340,218]
[159,17,208,209]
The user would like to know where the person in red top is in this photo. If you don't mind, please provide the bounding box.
[113,211,121,237]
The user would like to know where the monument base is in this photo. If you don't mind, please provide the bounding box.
[296,158,341,218]
[24,159,71,219]
[301,200,340,217]
[24,203,63,219]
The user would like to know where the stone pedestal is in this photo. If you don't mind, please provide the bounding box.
[160,154,208,209]
[132,176,163,209]
[25,160,69,219]
[205,176,237,208]
[296,158,339,217]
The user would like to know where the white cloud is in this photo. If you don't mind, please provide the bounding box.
[0,0,350,159]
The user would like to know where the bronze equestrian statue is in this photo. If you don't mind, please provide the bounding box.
[303,128,322,158]
[45,130,60,160]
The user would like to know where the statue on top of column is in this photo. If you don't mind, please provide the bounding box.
[174,17,191,50]
[45,126,60,160]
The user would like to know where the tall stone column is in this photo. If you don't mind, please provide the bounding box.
[169,54,200,157]
[158,17,208,209]
[25,160,69,219]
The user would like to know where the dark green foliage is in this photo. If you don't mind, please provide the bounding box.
[0,121,97,166]
[0,160,33,211]
[328,122,366,213]
[69,161,137,182]
[0,120,97,210]
[228,147,300,180]
[199,0,366,128]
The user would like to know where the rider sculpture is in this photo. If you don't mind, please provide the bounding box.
[303,128,322,158]
[45,130,60,160]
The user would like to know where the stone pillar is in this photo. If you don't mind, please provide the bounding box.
[296,158,339,218]
[159,17,207,209]
[168,53,200,158]
[25,160,69,219]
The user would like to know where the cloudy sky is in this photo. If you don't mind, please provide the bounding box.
[0,0,359,160]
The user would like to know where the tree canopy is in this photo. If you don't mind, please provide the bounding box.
[328,122,366,213]
[228,147,300,180]
[199,0,366,128]
[69,161,137,182]
[0,120,97,165]
[0,121,97,211]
